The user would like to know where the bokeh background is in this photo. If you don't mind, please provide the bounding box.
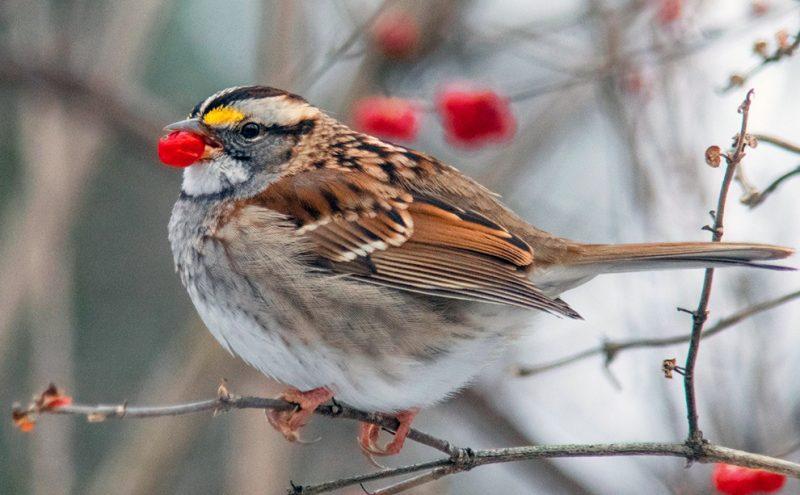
[2,1,799,493]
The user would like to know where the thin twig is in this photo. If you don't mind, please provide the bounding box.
[295,442,800,495]
[368,466,457,495]
[722,29,800,92]
[501,7,799,104]
[682,89,755,449]
[734,163,763,206]
[740,163,800,207]
[12,392,457,457]
[754,164,800,203]
[514,288,800,376]
[734,134,800,206]
[753,133,800,155]
[739,163,800,207]
[300,0,399,91]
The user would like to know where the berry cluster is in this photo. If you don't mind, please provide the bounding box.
[353,88,515,148]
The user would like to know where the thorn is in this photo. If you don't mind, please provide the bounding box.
[87,412,107,423]
[451,447,477,470]
[692,309,709,324]
[738,89,755,113]
[116,400,128,418]
[662,358,678,379]
[676,307,696,316]
[294,434,322,445]
[364,451,389,469]
[603,366,623,390]
[289,480,304,495]
[217,378,230,400]
[602,341,620,366]
[329,397,342,416]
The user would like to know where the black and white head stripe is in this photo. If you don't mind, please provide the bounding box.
[189,86,307,119]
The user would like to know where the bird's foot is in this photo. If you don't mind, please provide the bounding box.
[266,387,333,442]
[358,409,418,457]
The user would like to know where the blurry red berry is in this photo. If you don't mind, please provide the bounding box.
[158,131,206,167]
[436,87,516,147]
[751,0,770,16]
[620,68,652,98]
[657,0,682,24]
[353,97,419,141]
[370,9,420,59]
[712,463,786,495]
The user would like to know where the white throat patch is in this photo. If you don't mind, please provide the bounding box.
[182,155,250,196]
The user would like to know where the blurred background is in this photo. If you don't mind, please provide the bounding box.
[2,0,799,493]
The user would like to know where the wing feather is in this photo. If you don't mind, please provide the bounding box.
[371,243,579,316]
[252,169,579,318]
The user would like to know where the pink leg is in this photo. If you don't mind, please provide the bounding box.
[266,387,333,442]
[358,409,418,456]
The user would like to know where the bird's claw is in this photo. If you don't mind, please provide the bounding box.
[266,387,333,443]
[357,409,418,458]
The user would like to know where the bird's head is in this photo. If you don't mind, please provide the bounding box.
[161,85,320,199]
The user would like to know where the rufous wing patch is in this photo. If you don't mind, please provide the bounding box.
[254,169,413,262]
[407,199,534,266]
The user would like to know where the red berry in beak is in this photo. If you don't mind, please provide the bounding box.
[158,131,206,167]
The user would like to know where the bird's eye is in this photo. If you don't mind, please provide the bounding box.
[240,122,262,140]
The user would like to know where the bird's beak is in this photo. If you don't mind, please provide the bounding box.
[162,118,222,159]
[163,118,205,135]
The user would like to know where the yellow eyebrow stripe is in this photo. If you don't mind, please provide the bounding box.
[203,106,245,126]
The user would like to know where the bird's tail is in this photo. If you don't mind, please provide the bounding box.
[566,242,793,272]
[532,242,794,296]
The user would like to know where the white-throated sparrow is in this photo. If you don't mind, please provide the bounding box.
[164,86,792,456]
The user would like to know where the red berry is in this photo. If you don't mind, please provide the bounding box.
[158,131,206,167]
[751,0,770,16]
[712,463,786,495]
[353,97,419,141]
[620,67,653,99]
[370,9,420,59]
[657,0,682,24]
[436,86,516,147]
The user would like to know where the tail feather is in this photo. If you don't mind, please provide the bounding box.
[570,242,794,273]
[532,242,794,297]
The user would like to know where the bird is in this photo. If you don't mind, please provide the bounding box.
[163,85,793,457]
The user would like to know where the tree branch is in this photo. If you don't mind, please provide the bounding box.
[681,89,755,449]
[13,385,800,494]
[11,388,458,457]
[514,288,800,376]
[295,442,800,495]
[0,55,168,143]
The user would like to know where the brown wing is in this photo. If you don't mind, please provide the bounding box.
[253,169,579,318]
[258,168,414,261]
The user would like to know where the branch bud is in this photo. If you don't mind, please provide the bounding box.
[705,145,722,167]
